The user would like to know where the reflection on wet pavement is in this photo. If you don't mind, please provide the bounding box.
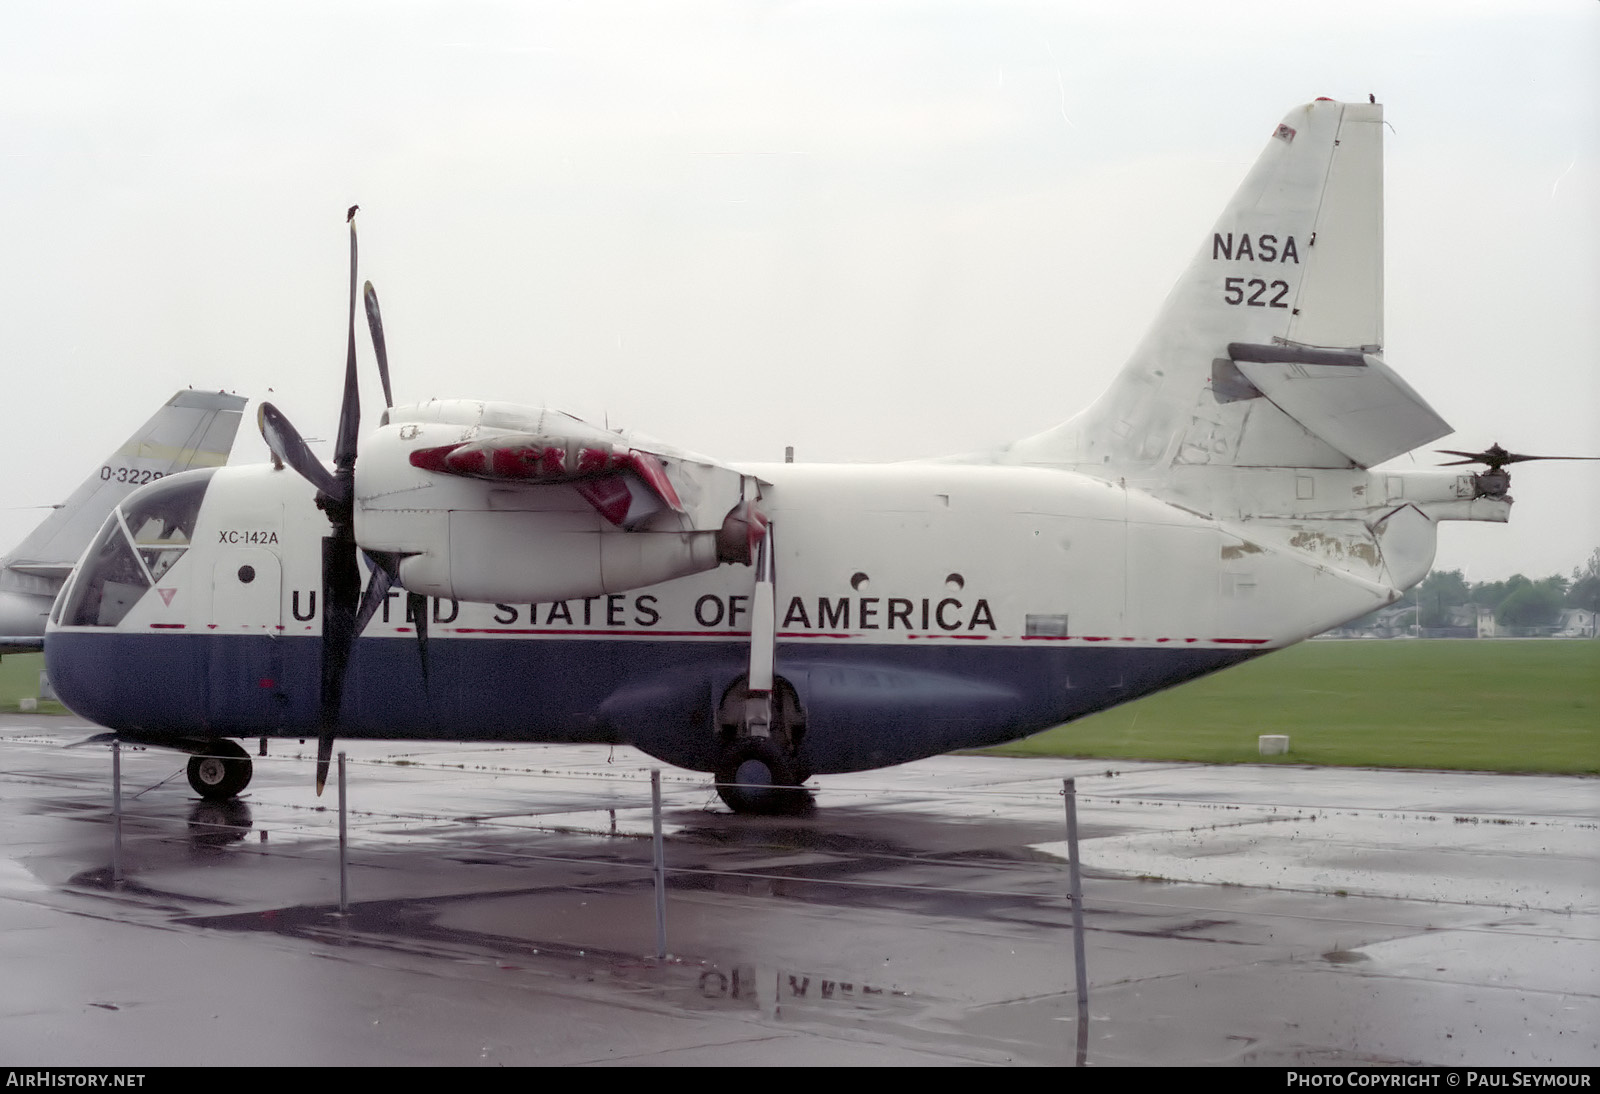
[1,717,1595,1066]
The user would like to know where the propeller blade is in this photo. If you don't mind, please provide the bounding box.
[311,213,368,796]
[333,221,362,478]
[259,403,340,500]
[1436,445,1599,471]
[309,210,421,795]
[315,526,361,797]
[352,552,430,684]
[407,591,431,688]
[315,730,336,796]
[353,552,396,638]
[363,281,393,409]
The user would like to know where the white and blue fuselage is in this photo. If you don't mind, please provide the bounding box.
[41,100,1512,792]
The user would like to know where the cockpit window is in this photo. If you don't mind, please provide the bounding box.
[64,518,147,627]
[59,470,215,628]
[124,470,207,582]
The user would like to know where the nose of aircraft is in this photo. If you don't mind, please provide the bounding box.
[45,468,220,732]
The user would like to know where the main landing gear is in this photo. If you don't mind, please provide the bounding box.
[186,739,254,800]
[712,522,810,815]
[713,679,809,815]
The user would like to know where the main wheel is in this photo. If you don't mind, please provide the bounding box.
[714,736,808,815]
[186,740,253,800]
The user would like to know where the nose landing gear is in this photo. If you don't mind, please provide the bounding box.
[186,739,253,800]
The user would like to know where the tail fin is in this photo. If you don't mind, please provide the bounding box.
[1009,99,1449,474]
[0,390,246,643]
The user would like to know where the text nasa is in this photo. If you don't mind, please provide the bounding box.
[1214,231,1300,310]
[293,590,999,633]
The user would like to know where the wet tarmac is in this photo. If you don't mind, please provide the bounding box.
[1,713,1595,1066]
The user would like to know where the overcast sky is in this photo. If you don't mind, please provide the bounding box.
[1,0,1594,583]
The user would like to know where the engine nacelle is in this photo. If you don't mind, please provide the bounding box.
[353,400,764,604]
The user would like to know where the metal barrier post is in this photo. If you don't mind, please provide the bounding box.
[338,751,349,914]
[1064,776,1089,1066]
[111,740,123,885]
[651,769,667,958]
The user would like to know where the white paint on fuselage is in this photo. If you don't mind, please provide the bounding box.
[99,458,1395,652]
[52,101,1520,669]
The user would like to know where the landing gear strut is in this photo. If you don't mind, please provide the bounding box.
[186,739,253,800]
[712,522,810,815]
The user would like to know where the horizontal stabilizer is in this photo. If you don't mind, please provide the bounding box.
[1229,344,1452,467]
[1228,342,1367,368]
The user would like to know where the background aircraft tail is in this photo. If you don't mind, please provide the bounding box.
[0,389,246,646]
[1006,99,1450,477]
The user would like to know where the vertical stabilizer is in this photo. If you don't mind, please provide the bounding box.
[1006,100,1436,475]
[1284,103,1384,350]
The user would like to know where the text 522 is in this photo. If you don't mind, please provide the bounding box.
[1222,277,1290,308]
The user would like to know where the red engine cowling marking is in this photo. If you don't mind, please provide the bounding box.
[410,439,686,524]
[575,474,634,526]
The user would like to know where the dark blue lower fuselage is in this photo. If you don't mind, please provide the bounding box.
[46,632,1255,773]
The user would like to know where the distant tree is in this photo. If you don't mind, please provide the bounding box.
[1568,548,1600,612]
[1473,573,1530,614]
[1416,569,1470,627]
[1496,582,1564,628]
[1569,576,1600,612]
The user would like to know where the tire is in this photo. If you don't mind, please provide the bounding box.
[714,736,808,815]
[186,740,253,800]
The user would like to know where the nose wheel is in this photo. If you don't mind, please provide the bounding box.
[186,740,254,800]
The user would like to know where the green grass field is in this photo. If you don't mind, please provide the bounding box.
[5,641,1595,775]
[0,653,67,715]
[988,639,1600,775]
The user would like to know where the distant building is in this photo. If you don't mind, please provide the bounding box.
[1369,604,1417,639]
[1321,602,1593,640]
[1556,608,1597,638]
